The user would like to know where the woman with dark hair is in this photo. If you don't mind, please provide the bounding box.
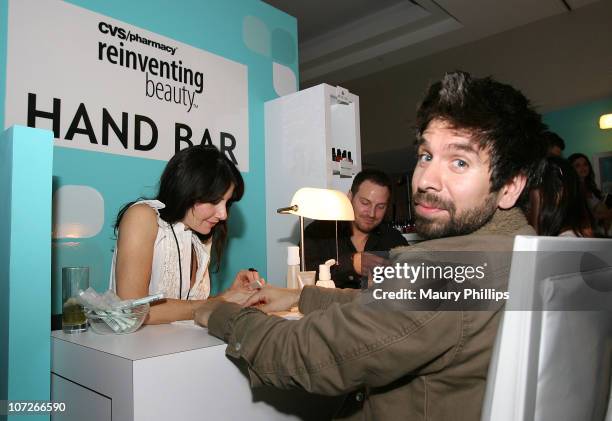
[109,145,260,324]
[528,156,593,237]
[568,153,612,237]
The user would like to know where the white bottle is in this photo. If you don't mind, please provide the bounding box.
[287,246,300,289]
[316,259,336,288]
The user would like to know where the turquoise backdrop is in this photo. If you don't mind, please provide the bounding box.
[544,97,612,159]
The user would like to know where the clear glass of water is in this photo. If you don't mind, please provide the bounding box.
[62,266,89,333]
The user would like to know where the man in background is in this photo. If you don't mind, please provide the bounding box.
[303,169,407,289]
[545,131,566,156]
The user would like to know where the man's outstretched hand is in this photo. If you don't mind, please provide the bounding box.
[194,285,301,327]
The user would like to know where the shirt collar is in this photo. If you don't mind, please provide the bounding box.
[171,221,190,232]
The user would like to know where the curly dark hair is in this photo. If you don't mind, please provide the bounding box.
[415,71,548,210]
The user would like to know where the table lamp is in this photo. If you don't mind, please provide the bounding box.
[277,187,355,271]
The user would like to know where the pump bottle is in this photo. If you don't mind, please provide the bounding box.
[287,246,300,289]
[316,259,336,288]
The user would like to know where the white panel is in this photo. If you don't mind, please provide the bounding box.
[481,236,612,421]
[51,373,111,421]
[273,62,297,96]
[243,15,271,56]
[265,84,361,283]
[6,0,249,170]
[265,85,328,284]
[52,185,104,239]
[52,336,134,420]
[133,345,299,421]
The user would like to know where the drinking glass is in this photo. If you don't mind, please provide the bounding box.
[62,267,89,333]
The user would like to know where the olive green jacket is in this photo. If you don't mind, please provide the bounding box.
[208,208,534,420]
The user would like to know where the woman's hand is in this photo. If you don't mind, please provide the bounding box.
[218,288,257,306]
[231,269,266,291]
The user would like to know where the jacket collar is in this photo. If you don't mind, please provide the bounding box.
[472,207,528,236]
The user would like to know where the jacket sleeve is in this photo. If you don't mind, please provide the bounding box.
[207,295,463,396]
[298,285,359,314]
[388,227,409,248]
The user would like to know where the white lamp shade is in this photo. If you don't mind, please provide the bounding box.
[599,113,612,129]
[287,187,355,221]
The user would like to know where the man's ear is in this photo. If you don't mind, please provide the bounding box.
[497,173,527,210]
[347,191,353,201]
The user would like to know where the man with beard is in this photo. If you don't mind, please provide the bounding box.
[194,71,547,420]
[303,169,408,289]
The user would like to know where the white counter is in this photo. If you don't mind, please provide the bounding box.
[51,323,339,421]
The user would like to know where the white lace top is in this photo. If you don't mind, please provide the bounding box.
[109,200,211,300]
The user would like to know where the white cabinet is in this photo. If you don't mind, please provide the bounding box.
[51,324,338,420]
[264,84,361,283]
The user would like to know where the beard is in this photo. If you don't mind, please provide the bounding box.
[413,191,498,239]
